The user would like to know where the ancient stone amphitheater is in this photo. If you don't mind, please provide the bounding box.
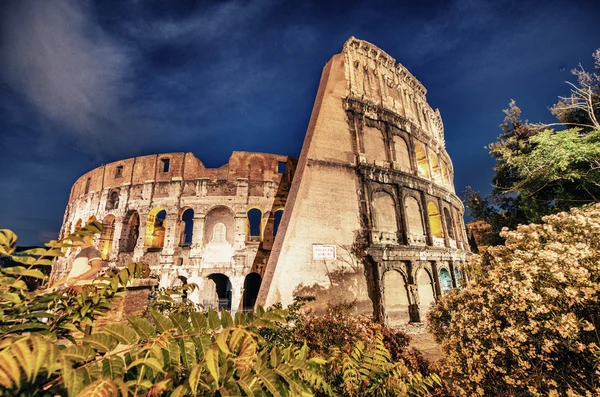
[53,37,470,326]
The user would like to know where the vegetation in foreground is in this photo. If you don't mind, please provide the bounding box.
[0,223,441,396]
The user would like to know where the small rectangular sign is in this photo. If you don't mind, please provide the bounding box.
[313,244,337,260]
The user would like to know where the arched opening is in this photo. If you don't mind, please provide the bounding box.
[372,191,399,244]
[145,208,166,250]
[273,209,284,236]
[405,196,426,245]
[363,126,387,164]
[99,215,116,260]
[106,191,119,210]
[204,273,232,311]
[393,136,412,171]
[427,202,444,246]
[74,219,83,231]
[429,153,441,182]
[383,270,410,326]
[179,208,194,247]
[439,268,452,295]
[415,144,430,178]
[416,268,435,321]
[441,162,451,187]
[203,206,234,246]
[443,208,456,240]
[242,273,262,312]
[121,211,140,253]
[247,208,262,242]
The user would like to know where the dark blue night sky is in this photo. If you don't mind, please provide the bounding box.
[1,0,599,245]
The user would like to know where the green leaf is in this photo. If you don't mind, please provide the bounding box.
[63,345,95,363]
[188,363,204,394]
[127,316,156,341]
[1,291,21,304]
[150,309,174,333]
[208,309,221,331]
[169,313,191,334]
[256,367,287,397]
[127,357,164,373]
[0,345,22,388]
[179,340,197,369]
[78,378,120,397]
[22,269,46,279]
[220,309,234,328]
[83,333,118,353]
[1,266,26,276]
[170,384,191,397]
[101,324,139,345]
[102,356,126,378]
[204,347,220,384]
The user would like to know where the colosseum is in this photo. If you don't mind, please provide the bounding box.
[53,37,470,326]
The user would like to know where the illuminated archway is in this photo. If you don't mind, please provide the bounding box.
[439,268,452,295]
[145,208,166,249]
[415,144,430,178]
[393,136,412,171]
[427,202,444,243]
[416,268,435,321]
[99,215,116,260]
[383,270,410,326]
[429,153,441,181]
[405,196,425,244]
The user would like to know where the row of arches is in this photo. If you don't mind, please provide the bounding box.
[201,272,262,312]
[362,126,453,190]
[65,206,285,259]
[371,190,462,248]
[383,264,461,326]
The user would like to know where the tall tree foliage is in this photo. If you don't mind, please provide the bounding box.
[464,49,600,245]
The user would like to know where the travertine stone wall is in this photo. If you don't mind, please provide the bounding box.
[257,37,470,325]
[55,151,296,314]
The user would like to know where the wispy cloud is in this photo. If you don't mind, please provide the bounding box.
[0,0,139,156]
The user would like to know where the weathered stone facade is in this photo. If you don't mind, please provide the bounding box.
[54,37,470,326]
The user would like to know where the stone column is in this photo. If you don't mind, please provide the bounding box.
[230,276,244,315]
[430,261,442,298]
[449,261,458,288]
[190,214,205,258]
[438,199,450,248]
[110,220,124,261]
[133,212,148,260]
[408,283,421,323]
[420,192,433,246]
[234,213,247,250]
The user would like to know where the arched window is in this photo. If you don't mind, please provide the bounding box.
[203,206,234,246]
[247,208,262,242]
[106,191,119,210]
[443,208,456,240]
[414,144,430,178]
[179,208,194,246]
[405,196,425,245]
[211,223,227,244]
[383,270,410,326]
[203,273,232,311]
[122,211,139,253]
[427,202,444,247]
[243,273,262,312]
[372,191,399,243]
[145,208,166,249]
[393,136,412,171]
[416,268,435,321]
[273,209,284,236]
[363,126,387,164]
[429,153,441,182]
[439,268,452,295]
[100,215,116,260]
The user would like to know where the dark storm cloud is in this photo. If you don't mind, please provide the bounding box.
[1,0,599,245]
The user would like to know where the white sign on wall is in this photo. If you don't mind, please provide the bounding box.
[313,244,337,260]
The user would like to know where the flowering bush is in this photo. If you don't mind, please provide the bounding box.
[428,203,600,396]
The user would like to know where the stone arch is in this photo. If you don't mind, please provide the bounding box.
[414,143,430,178]
[273,209,284,236]
[179,207,194,246]
[203,206,235,245]
[121,211,140,253]
[443,207,456,240]
[203,273,232,311]
[439,267,452,295]
[247,207,263,242]
[393,135,412,171]
[106,190,119,210]
[383,269,410,326]
[242,272,262,312]
[363,125,387,164]
[416,267,435,321]
[372,190,399,243]
[99,214,116,260]
[429,152,441,182]
[404,195,425,244]
[145,208,166,250]
[427,202,444,246]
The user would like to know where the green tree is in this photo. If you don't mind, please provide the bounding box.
[464,49,600,245]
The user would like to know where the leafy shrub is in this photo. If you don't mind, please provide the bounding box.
[428,203,600,396]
